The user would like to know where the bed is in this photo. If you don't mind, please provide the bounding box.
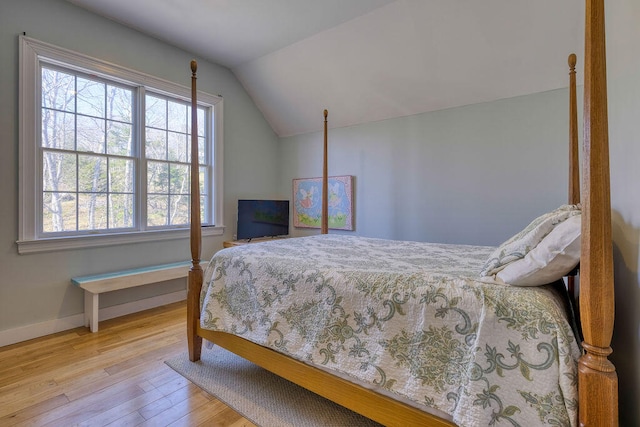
[186,1,618,425]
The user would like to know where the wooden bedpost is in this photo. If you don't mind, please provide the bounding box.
[568,53,580,207]
[188,59,203,362]
[321,109,329,234]
[568,53,580,298]
[579,0,618,424]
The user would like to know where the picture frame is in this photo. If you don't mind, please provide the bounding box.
[292,175,354,230]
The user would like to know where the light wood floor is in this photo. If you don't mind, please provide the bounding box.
[0,301,257,427]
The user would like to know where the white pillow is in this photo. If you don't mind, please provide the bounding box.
[495,214,581,286]
[480,204,581,277]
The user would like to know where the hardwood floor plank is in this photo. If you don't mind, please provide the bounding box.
[104,410,147,427]
[138,382,204,420]
[0,394,70,427]
[153,376,194,400]
[226,419,259,427]
[170,400,258,427]
[0,378,59,408]
[62,342,184,402]
[102,338,182,376]
[0,302,251,427]
[143,368,182,389]
[76,388,164,427]
[38,382,146,426]
[138,390,211,427]
[0,331,82,363]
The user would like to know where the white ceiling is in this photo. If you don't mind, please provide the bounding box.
[66,0,584,137]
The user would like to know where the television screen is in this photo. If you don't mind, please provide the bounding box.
[236,199,290,240]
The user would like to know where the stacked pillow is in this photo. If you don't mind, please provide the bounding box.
[480,204,582,286]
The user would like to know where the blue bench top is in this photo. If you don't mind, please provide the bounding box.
[71,261,192,285]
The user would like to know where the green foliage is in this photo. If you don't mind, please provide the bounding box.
[297,213,348,228]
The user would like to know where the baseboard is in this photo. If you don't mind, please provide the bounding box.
[0,290,186,347]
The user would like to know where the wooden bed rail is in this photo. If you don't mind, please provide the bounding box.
[579,0,618,424]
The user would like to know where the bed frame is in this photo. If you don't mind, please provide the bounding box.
[186,1,618,424]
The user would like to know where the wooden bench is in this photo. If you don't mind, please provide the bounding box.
[71,261,192,332]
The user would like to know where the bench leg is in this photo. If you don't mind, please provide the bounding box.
[84,290,99,332]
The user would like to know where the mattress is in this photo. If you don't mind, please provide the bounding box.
[200,234,581,426]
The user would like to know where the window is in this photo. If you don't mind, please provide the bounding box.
[18,37,224,254]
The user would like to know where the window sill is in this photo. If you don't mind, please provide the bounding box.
[16,226,224,254]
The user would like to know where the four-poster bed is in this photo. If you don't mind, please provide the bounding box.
[186,0,617,424]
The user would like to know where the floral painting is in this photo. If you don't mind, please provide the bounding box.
[293,175,354,230]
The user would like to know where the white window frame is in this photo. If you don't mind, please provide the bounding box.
[17,36,224,254]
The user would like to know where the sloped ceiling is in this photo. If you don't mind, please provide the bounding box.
[66,0,584,137]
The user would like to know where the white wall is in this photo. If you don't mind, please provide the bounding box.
[0,0,281,341]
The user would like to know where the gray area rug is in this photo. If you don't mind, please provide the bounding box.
[165,346,382,427]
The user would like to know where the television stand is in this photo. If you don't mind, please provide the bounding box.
[223,236,288,248]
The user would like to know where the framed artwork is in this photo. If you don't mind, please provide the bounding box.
[293,175,354,230]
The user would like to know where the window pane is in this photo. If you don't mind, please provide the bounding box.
[169,164,189,194]
[43,151,76,192]
[109,158,134,193]
[186,135,207,165]
[147,161,169,194]
[107,85,132,122]
[43,192,76,232]
[199,166,207,196]
[186,106,205,136]
[77,77,105,118]
[42,68,75,112]
[146,128,166,160]
[77,115,105,153]
[78,155,107,192]
[167,131,187,162]
[107,120,132,156]
[199,136,206,164]
[198,108,205,136]
[187,105,192,134]
[78,193,107,230]
[146,95,166,128]
[169,194,189,225]
[167,100,186,133]
[147,195,168,226]
[29,47,218,240]
[42,110,75,150]
[109,194,134,228]
[200,195,207,223]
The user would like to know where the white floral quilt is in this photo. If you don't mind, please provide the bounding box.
[200,235,581,426]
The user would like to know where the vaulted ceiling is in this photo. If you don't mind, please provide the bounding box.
[65,0,584,137]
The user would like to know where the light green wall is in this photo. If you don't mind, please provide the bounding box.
[0,0,280,330]
[606,1,640,424]
[280,89,575,247]
[0,0,637,423]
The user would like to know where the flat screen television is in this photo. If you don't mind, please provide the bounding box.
[236,199,290,241]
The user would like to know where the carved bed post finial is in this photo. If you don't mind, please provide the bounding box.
[189,59,201,268]
[568,53,579,207]
[322,109,329,234]
[188,59,203,362]
[567,53,580,298]
[579,0,618,424]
